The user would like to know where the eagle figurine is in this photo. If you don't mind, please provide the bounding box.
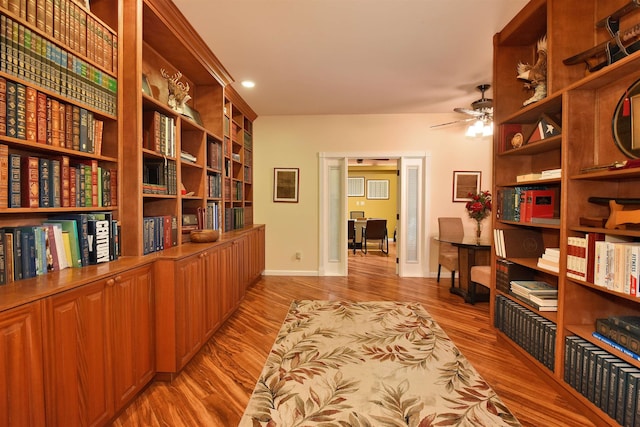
[517,36,547,106]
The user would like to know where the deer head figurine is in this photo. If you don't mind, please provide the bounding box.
[161,68,192,112]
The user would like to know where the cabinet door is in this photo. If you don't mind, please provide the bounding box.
[175,255,206,368]
[220,242,236,320]
[110,265,155,411]
[0,302,45,427]
[43,280,113,427]
[203,248,222,338]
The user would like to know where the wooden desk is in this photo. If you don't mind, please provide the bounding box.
[436,236,491,303]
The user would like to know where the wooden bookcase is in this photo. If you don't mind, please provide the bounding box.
[492,0,640,425]
[120,0,256,257]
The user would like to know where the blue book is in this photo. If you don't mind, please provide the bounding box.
[593,331,640,361]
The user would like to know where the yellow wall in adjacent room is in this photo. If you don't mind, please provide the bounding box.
[348,166,397,239]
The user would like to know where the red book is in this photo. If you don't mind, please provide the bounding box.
[0,77,6,136]
[528,189,556,220]
[50,99,60,147]
[58,103,66,148]
[25,86,37,142]
[519,190,530,223]
[36,91,47,143]
[21,156,39,208]
[164,215,172,249]
[93,119,103,155]
[0,144,8,208]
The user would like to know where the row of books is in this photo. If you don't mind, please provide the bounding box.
[0,213,118,284]
[0,78,104,152]
[206,201,219,231]
[142,159,177,195]
[207,172,221,199]
[0,149,116,208]
[207,140,221,170]
[142,215,177,255]
[493,227,545,259]
[565,336,640,426]
[496,186,557,223]
[596,317,640,359]
[1,0,118,73]
[537,247,560,273]
[509,279,558,312]
[1,14,117,115]
[233,180,243,201]
[495,258,534,293]
[494,295,556,371]
[143,111,176,158]
[225,206,244,232]
[568,234,640,296]
[244,164,252,184]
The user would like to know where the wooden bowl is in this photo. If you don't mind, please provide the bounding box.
[190,229,219,243]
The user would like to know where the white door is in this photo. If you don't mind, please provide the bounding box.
[398,156,429,277]
[318,156,347,276]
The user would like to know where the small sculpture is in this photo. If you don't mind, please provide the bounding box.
[517,36,547,106]
[161,68,191,113]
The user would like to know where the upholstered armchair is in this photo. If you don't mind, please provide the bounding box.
[437,217,464,287]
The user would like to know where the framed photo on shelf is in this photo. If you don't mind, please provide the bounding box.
[273,168,299,203]
[452,171,481,202]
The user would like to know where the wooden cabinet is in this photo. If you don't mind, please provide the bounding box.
[43,278,113,427]
[492,1,640,424]
[110,265,155,412]
[155,226,264,376]
[42,264,154,426]
[0,301,45,427]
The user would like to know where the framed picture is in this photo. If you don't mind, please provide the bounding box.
[452,171,481,202]
[273,168,299,203]
[367,179,389,200]
[348,177,365,197]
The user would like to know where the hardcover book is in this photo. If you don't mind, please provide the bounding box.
[38,157,50,207]
[21,155,38,208]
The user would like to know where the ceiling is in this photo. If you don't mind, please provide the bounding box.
[172,0,529,117]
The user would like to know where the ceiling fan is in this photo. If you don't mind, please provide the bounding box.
[431,84,493,135]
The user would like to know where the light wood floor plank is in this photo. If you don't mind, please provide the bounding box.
[112,244,600,427]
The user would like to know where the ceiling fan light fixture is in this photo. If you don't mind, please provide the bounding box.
[466,120,493,138]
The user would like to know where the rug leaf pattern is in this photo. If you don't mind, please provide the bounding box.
[240,300,520,427]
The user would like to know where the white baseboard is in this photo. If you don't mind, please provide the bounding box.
[263,270,319,276]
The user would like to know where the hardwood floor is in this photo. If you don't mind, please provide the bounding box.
[113,243,600,426]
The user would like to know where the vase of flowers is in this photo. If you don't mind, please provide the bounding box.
[465,190,492,238]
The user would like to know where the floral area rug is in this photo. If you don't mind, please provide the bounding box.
[239,300,520,426]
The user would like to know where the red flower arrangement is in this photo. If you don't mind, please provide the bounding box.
[465,190,492,221]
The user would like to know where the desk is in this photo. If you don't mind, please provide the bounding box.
[436,236,491,303]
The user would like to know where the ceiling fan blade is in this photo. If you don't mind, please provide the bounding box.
[430,117,477,128]
[453,107,483,116]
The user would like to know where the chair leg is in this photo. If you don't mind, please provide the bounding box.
[450,271,455,288]
[437,265,442,282]
[382,235,388,255]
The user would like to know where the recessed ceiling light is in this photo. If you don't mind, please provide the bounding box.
[241,80,255,88]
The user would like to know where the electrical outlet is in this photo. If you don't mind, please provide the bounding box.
[295,252,302,260]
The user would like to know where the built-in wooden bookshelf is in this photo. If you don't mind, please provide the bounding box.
[492,1,640,425]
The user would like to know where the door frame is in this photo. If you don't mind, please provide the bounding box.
[318,151,430,277]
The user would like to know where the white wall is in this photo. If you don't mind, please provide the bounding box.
[253,113,493,276]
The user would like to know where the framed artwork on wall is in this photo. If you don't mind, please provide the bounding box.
[348,177,365,197]
[452,171,481,202]
[274,168,299,203]
[367,179,389,200]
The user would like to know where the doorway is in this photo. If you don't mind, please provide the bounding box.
[318,152,431,277]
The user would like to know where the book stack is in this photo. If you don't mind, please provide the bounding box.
[541,168,562,179]
[565,335,640,425]
[537,247,560,273]
[509,280,558,311]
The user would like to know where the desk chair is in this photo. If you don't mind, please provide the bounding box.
[347,219,356,254]
[362,219,388,255]
[437,217,464,287]
[350,211,365,219]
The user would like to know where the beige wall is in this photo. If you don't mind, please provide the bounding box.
[253,113,493,275]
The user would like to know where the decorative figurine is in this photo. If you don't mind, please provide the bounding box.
[517,36,547,106]
[160,68,191,113]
